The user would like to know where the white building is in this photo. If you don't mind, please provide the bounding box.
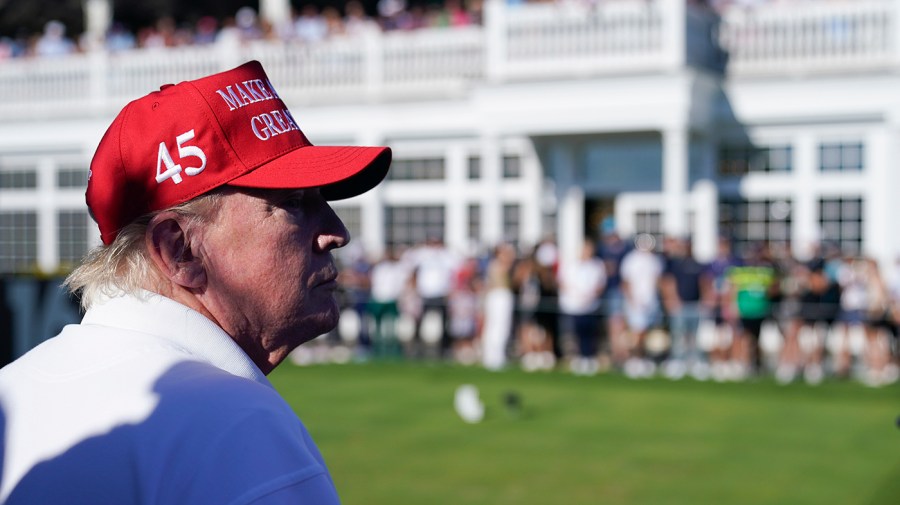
[1,0,899,273]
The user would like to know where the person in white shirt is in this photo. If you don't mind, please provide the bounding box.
[0,60,391,504]
[404,237,461,357]
[368,247,410,357]
[558,240,607,375]
[620,233,664,377]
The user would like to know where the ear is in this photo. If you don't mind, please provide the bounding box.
[146,212,207,290]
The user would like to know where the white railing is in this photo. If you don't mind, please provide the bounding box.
[495,0,678,79]
[0,0,896,119]
[719,0,899,75]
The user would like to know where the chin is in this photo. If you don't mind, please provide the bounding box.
[297,306,340,340]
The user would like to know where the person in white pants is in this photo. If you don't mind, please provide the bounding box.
[482,243,517,370]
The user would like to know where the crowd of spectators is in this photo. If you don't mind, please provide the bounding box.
[0,0,486,61]
[296,230,900,388]
[0,0,834,61]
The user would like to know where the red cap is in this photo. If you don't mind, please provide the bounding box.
[87,60,391,245]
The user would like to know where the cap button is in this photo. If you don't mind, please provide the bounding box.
[159,84,175,90]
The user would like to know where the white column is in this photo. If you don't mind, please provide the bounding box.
[82,0,111,51]
[792,133,818,261]
[663,127,689,237]
[887,114,900,266]
[480,133,503,247]
[520,143,544,249]
[894,0,900,69]
[484,0,507,83]
[445,144,469,253]
[552,144,582,269]
[259,0,292,27]
[866,127,890,267]
[660,0,686,70]
[37,157,58,273]
[691,180,718,263]
[356,131,386,257]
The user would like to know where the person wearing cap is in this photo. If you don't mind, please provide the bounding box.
[0,61,391,504]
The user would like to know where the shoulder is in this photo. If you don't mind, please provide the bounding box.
[146,363,336,503]
[153,360,295,425]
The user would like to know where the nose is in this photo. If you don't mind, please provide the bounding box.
[316,202,350,252]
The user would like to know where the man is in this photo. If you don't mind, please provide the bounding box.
[659,237,709,380]
[557,240,606,375]
[0,60,391,504]
[619,233,664,378]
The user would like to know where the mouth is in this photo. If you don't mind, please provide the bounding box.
[314,267,339,288]
[318,277,338,289]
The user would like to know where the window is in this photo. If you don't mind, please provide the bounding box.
[635,211,663,250]
[468,204,480,243]
[502,155,521,179]
[385,205,444,249]
[0,168,37,189]
[58,210,89,268]
[503,203,520,246]
[719,199,792,257]
[0,211,38,273]
[57,167,89,188]
[467,157,480,180]
[718,145,792,175]
[387,158,445,180]
[819,141,863,172]
[819,197,863,256]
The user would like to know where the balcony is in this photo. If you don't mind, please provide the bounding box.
[720,0,899,75]
[0,0,896,120]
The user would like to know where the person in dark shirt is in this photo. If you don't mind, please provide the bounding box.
[660,237,709,379]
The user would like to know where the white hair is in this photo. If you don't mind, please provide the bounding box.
[65,192,225,310]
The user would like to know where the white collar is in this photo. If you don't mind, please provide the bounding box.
[81,291,272,388]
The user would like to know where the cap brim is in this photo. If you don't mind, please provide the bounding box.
[228,145,391,200]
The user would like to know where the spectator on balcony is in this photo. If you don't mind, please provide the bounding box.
[429,0,475,27]
[345,0,379,37]
[193,16,219,45]
[323,7,347,38]
[137,17,194,49]
[213,7,265,48]
[378,0,408,30]
[0,38,18,60]
[105,23,137,52]
[295,4,329,43]
[34,20,76,57]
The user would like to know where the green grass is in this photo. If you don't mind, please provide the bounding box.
[270,362,900,505]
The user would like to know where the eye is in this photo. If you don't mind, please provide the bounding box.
[283,196,303,209]
[280,190,308,210]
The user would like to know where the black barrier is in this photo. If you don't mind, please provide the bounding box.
[0,277,82,367]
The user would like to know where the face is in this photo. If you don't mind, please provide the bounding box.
[197,187,349,372]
